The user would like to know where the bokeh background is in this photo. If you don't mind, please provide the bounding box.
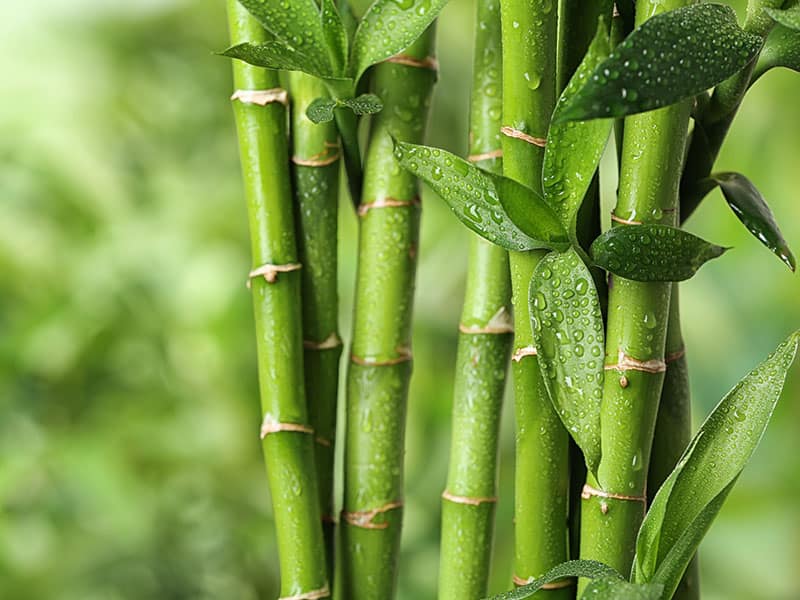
[2,0,799,598]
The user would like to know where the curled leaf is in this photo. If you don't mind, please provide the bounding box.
[306,94,383,123]
[591,224,728,281]
[220,41,335,79]
[484,560,622,600]
[580,577,663,600]
[710,172,796,271]
[394,142,569,251]
[765,6,800,31]
[557,4,762,122]
[530,248,604,475]
[753,25,800,81]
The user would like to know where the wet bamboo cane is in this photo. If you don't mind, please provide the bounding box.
[579,0,692,580]
[438,0,512,597]
[226,2,328,598]
[500,0,571,594]
[339,30,437,600]
[289,71,343,581]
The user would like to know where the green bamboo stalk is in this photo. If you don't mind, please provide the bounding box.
[289,71,343,581]
[648,285,699,600]
[500,0,571,594]
[579,0,692,580]
[438,0,512,597]
[339,30,437,600]
[226,2,329,598]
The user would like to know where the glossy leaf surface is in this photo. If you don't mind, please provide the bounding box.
[544,20,613,239]
[485,560,621,600]
[591,224,727,281]
[530,248,604,474]
[306,94,383,123]
[395,142,569,251]
[580,577,663,600]
[765,6,800,31]
[633,332,800,595]
[754,25,800,79]
[350,0,448,81]
[220,41,334,79]
[557,4,762,122]
[321,0,348,73]
[711,172,796,271]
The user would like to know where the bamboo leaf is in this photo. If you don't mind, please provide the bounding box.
[321,0,348,73]
[632,332,800,597]
[394,142,569,251]
[307,94,383,123]
[220,41,335,79]
[754,25,800,80]
[530,248,605,474]
[591,224,728,281]
[484,560,622,600]
[350,0,448,81]
[237,0,333,74]
[556,4,762,122]
[544,19,613,240]
[580,577,663,600]
[765,6,800,31]
[710,172,796,271]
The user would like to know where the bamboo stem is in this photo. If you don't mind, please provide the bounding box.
[226,2,328,597]
[579,0,692,580]
[500,0,571,593]
[438,1,511,596]
[339,29,437,600]
[289,71,343,582]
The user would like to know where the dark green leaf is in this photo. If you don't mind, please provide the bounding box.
[306,94,383,123]
[632,332,800,597]
[710,172,796,271]
[530,248,604,475]
[544,19,613,240]
[765,6,800,31]
[557,4,762,122]
[237,0,333,74]
[350,0,448,81]
[394,142,569,251]
[753,25,800,83]
[580,577,663,600]
[590,224,728,281]
[484,560,622,600]
[321,0,348,73]
[219,41,334,79]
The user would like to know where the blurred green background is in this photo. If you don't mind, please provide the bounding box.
[1,0,798,598]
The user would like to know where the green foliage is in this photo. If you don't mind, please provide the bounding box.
[320,0,348,73]
[394,142,569,251]
[544,19,613,241]
[306,93,383,123]
[484,560,621,600]
[765,6,800,31]
[529,248,604,475]
[590,224,728,282]
[754,25,800,79]
[633,332,800,597]
[710,172,796,271]
[220,40,336,79]
[580,577,663,600]
[557,4,762,122]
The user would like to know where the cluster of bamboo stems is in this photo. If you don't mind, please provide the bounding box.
[223,0,797,597]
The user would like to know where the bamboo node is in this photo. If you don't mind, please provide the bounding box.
[610,211,643,226]
[467,149,503,162]
[665,347,686,363]
[357,196,420,216]
[342,500,403,530]
[581,483,646,503]
[247,262,302,286]
[293,141,341,167]
[513,575,575,589]
[315,436,332,447]
[459,306,513,335]
[441,490,497,506]
[500,126,547,148]
[304,332,343,350]
[231,88,288,106]
[604,349,666,374]
[511,345,538,362]
[351,347,412,367]
[260,414,314,440]
[384,54,439,71]
[277,583,330,600]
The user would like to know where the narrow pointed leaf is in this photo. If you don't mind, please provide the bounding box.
[220,41,335,79]
[321,0,348,73]
[544,19,613,239]
[754,25,800,80]
[237,0,332,73]
[591,224,728,281]
[484,560,622,600]
[765,6,800,31]
[633,332,800,593]
[394,142,569,251]
[530,248,604,474]
[307,94,383,123]
[557,4,762,122]
[350,0,448,81]
[710,172,796,271]
[580,577,663,600]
